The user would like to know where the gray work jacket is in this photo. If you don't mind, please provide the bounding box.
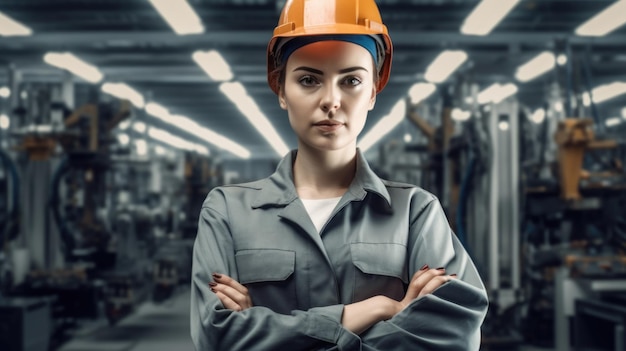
[191,149,488,351]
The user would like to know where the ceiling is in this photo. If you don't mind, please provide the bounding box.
[1,0,625,159]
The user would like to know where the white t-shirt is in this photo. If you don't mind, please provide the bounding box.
[301,197,342,233]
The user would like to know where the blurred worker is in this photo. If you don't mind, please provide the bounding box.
[190,0,488,349]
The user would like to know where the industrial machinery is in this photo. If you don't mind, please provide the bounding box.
[0,81,211,349]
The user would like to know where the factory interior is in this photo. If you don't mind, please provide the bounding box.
[1,0,626,350]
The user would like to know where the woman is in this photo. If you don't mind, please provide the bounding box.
[190,0,488,350]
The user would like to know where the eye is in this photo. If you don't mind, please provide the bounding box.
[343,76,362,86]
[298,75,319,87]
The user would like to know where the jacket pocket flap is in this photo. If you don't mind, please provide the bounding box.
[350,243,408,283]
[235,249,295,284]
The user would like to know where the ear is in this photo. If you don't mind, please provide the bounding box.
[368,87,377,111]
[278,87,288,110]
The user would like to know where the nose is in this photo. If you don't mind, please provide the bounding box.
[320,85,341,115]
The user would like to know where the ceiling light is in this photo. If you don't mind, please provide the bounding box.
[460,0,521,36]
[554,101,564,112]
[498,121,510,131]
[408,83,437,104]
[588,82,626,104]
[117,133,130,146]
[145,102,170,120]
[133,121,147,133]
[530,108,546,124]
[424,51,468,83]
[515,52,555,82]
[451,108,471,121]
[0,11,32,36]
[557,54,568,66]
[154,145,166,156]
[44,52,103,83]
[101,83,145,108]
[192,50,234,82]
[575,0,626,37]
[144,102,250,158]
[582,92,591,107]
[0,114,10,130]
[0,87,10,98]
[358,99,407,152]
[148,0,204,35]
[477,83,518,104]
[149,127,194,151]
[118,120,131,130]
[135,139,148,156]
[193,144,210,156]
[403,133,412,143]
[166,114,248,157]
[605,117,622,127]
[220,82,289,157]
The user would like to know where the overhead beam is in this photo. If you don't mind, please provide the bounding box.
[2,31,626,49]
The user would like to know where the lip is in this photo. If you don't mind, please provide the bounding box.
[313,120,344,132]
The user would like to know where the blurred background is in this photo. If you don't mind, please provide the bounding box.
[0,0,625,350]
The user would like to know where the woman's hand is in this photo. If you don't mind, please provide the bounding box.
[209,273,253,311]
[395,265,457,314]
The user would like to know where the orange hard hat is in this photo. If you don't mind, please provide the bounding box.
[267,0,393,95]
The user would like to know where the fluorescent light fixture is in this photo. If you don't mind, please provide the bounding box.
[117,133,130,146]
[403,133,412,143]
[554,101,564,112]
[408,83,437,104]
[515,52,555,83]
[451,108,471,121]
[0,87,10,98]
[605,117,622,127]
[358,99,407,152]
[148,126,209,156]
[461,0,521,36]
[575,0,626,37]
[424,51,468,83]
[135,139,148,156]
[220,82,289,157]
[101,83,145,108]
[192,50,234,82]
[145,102,250,158]
[0,11,32,36]
[148,0,204,35]
[557,54,568,66]
[588,82,626,104]
[133,121,147,134]
[154,145,167,156]
[582,92,591,107]
[498,121,510,131]
[145,102,170,120]
[118,120,130,130]
[530,108,546,124]
[477,83,518,104]
[44,52,103,83]
[0,114,10,130]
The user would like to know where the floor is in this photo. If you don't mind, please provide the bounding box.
[57,288,195,351]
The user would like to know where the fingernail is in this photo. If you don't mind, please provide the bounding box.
[450,274,457,277]
[210,287,217,293]
[420,264,429,271]
[208,282,217,287]
[436,267,445,271]
[212,273,222,279]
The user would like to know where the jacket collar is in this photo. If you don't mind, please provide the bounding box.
[251,148,392,212]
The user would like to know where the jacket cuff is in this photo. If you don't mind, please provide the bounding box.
[306,304,362,350]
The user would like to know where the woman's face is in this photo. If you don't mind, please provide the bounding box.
[279,40,377,153]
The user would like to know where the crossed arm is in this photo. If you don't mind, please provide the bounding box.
[209,265,456,335]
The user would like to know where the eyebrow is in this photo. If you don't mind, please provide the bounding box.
[292,66,369,74]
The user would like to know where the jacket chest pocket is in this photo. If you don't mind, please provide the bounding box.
[235,249,297,314]
[350,243,408,301]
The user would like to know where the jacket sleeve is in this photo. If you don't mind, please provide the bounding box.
[360,197,489,351]
[190,189,361,351]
